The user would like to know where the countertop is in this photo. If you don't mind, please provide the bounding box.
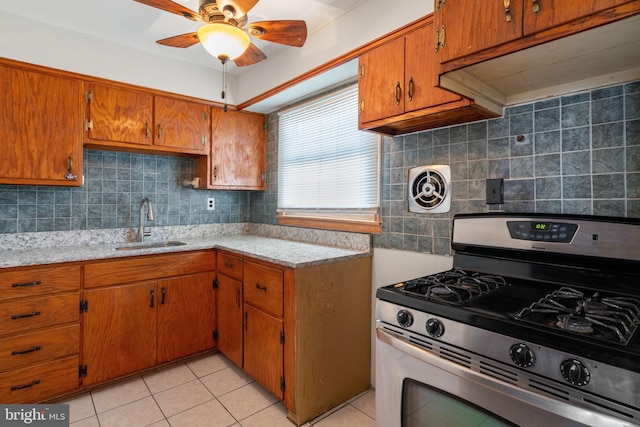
[0,234,371,270]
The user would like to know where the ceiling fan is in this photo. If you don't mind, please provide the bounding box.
[134,0,308,66]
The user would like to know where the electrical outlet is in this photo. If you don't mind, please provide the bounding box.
[486,179,504,204]
[207,198,215,210]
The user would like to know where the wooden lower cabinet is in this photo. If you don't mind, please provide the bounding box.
[82,281,158,385]
[82,251,217,386]
[0,263,81,403]
[216,254,372,426]
[244,304,284,399]
[157,272,217,364]
[217,274,243,367]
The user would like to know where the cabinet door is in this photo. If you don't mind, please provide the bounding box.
[157,272,216,364]
[217,274,243,367]
[438,0,524,63]
[85,82,153,146]
[405,23,461,113]
[358,36,405,124]
[523,0,634,35]
[210,108,266,189]
[243,304,283,399]
[0,64,82,186]
[154,95,210,152]
[83,282,157,385]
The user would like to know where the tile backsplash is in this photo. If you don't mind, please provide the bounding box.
[254,80,640,256]
[1,81,638,258]
[0,150,249,233]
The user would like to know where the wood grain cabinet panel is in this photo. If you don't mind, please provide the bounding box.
[0,264,80,301]
[195,108,266,190]
[85,82,153,146]
[0,356,79,404]
[154,95,210,153]
[217,274,243,367]
[157,271,217,364]
[217,251,243,280]
[82,281,158,385]
[0,293,79,336]
[244,261,283,318]
[0,61,83,186]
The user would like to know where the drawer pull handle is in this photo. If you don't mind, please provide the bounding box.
[161,287,166,305]
[11,311,41,320]
[11,380,40,391]
[225,262,234,268]
[150,289,155,308]
[12,280,42,288]
[12,346,41,355]
[256,284,267,291]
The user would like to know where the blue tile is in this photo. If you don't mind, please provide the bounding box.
[592,96,624,124]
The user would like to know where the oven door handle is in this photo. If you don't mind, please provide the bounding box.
[376,327,634,427]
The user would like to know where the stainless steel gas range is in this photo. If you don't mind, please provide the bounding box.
[375,213,640,427]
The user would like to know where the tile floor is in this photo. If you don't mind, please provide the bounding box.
[61,352,375,427]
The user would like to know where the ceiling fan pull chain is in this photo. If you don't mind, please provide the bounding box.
[221,59,229,112]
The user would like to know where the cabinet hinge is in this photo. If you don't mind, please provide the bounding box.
[213,278,219,289]
[80,300,88,313]
[85,91,93,102]
[79,365,87,378]
[280,377,285,391]
[261,173,267,182]
[263,122,267,131]
[85,120,94,131]
[213,330,219,340]
[359,64,365,79]
[436,0,446,10]
[280,330,285,344]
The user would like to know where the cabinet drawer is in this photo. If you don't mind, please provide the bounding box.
[0,293,79,336]
[244,261,283,317]
[217,252,243,280]
[84,250,216,288]
[0,355,79,403]
[0,324,79,373]
[0,264,80,301]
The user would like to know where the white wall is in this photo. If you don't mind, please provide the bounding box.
[370,248,453,385]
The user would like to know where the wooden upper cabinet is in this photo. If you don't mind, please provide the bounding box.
[199,108,266,190]
[358,37,405,124]
[85,82,153,146]
[523,0,635,35]
[437,0,524,63]
[154,95,210,153]
[84,83,210,155]
[0,62,83,186]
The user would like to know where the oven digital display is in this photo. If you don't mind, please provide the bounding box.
[507,221,578,243]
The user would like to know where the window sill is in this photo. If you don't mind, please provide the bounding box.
[278,215,381,234]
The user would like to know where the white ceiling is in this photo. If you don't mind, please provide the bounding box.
[0,0,367,74]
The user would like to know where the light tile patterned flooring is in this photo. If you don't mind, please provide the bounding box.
[61,352,375,427]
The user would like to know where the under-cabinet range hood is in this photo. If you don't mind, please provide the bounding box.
[439,14,640,115]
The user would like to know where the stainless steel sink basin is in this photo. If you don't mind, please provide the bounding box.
[113,241,187,251]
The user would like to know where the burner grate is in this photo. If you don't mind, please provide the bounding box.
[514,287,640,345]
[396,269,507,305]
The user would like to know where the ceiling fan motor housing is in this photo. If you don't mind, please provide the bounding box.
[408,165,452,214]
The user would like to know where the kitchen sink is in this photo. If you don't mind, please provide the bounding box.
[113,241,187,251]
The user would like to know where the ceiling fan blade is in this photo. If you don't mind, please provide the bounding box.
[247,20,307,47]
[216,0,259,21]
[133,0,201,21]
[233,43,267,67]
[156,32,200,48]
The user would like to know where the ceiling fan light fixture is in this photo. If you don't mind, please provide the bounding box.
[197,23,250,61]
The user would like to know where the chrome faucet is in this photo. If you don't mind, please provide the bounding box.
[137,197,154,242]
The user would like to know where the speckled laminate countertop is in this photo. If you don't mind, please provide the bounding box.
[0,229,371,270]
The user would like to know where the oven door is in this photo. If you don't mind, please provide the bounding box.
[376,327,635,427]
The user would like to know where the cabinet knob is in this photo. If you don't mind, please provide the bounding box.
[532,0,540,13]
[408,77,415,101]
[504,0,513,22]
[395,82,402,105]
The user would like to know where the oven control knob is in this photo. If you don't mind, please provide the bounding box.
[396,310,413,327]
[425,318,444,337]
[509,343,535,368]
[560,359,591,386]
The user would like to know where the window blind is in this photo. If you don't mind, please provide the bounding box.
[277,84,380,227]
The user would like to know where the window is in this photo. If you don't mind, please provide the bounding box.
[277,84,381,233]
